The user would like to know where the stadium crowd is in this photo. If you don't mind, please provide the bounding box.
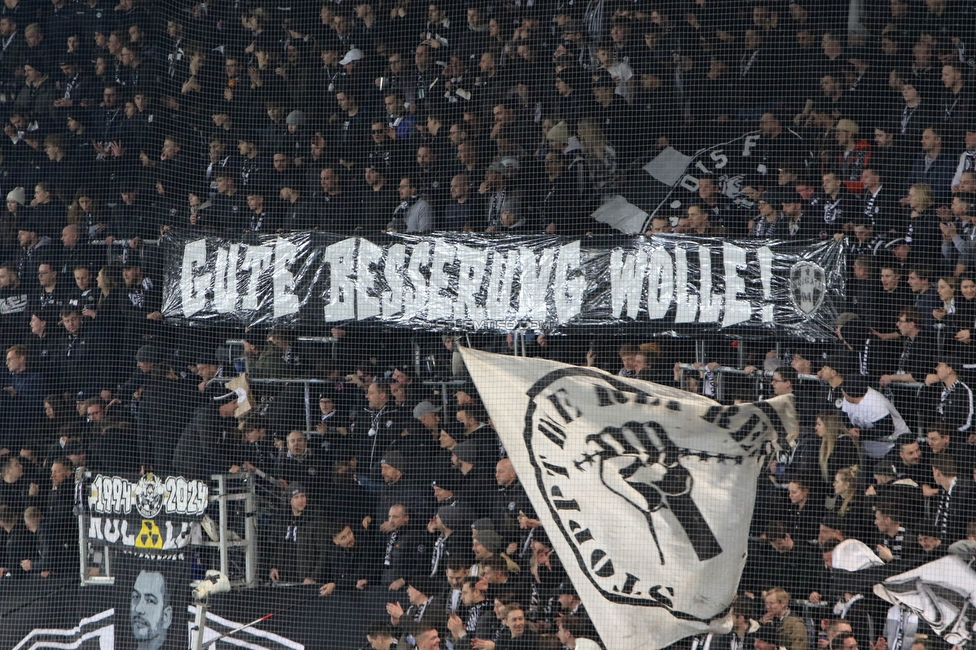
[0,0,975,648]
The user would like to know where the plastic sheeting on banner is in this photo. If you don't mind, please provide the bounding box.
[159,231,845,338]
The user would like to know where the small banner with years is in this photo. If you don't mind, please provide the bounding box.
[87,472,208,554]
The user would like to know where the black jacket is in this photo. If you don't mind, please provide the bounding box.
[54,328,106,394]
[272,509,326,583]
[347,404,410,473]
[379,526,429,586]
[172,404,239,480]
[321,536,380,591]
[5,524,46,578]
[86,425,140,478]
[135,376,199,474]
[926,380,974,434]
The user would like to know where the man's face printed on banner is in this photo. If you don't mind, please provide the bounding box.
[130,570,172,650]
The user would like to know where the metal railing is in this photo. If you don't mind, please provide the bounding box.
[198,473,258,588]
[207,375,331,431]
[674,363,821,403]
[216,374,470,420]
[675,363,926,432]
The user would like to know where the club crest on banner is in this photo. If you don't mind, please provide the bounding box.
[134,473,165,519]
[789,261,826,316]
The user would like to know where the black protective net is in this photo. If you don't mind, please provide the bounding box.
[0,0,975,649]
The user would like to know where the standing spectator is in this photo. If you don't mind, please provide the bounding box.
[269,483,325,585]
[1,343,45,433]
[860,168,903,235]
[333,89,370,167]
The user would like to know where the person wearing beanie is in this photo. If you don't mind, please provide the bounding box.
[451,440,496,520]
[366,450,426,533]
[285,109,306,129]
[916,523,947,559]
[472,528,502,560]
[6,187,24,207]
[114,344,164,415]
[1,187,24,260]
[431,474,461,508]
[472,528,522,575]
[430,505,473,578]
[268,482,326,585]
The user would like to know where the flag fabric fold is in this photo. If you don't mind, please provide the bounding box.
[874,553,976,646]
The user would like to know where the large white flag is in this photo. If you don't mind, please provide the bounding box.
[459,349,796,650]
[874,553,976,646]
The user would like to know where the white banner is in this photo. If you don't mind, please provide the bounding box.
[874,553,976,646]
[460,349,795,650]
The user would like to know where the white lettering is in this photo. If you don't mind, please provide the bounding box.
[356,239,384,319]
[722,243,750,326]
[741,134,761,158]
[103,518,122,544]
[757,246,774,322]
[402,241,432,320]
[272,238,300,318]
[674,245,698,323]
[179,239,208,317]
[485,249,517,321]
[518,246,557,322]
[213,245,239,313]
[610,248,648,319]
[89,516,103,540]
[240,245,272,312]
[646,247,674,319]
[163,521,192,550]
[322,238,357,321]
[456,244,488,323]
[554,242,584,322]
[121,519,135,546]
[680,175,700,192]
[427,241,457,321]
[698,244,722,323]
[381,243,406,318]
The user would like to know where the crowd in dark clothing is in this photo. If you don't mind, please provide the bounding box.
[0,0,973,244]
[0,0,975,648]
